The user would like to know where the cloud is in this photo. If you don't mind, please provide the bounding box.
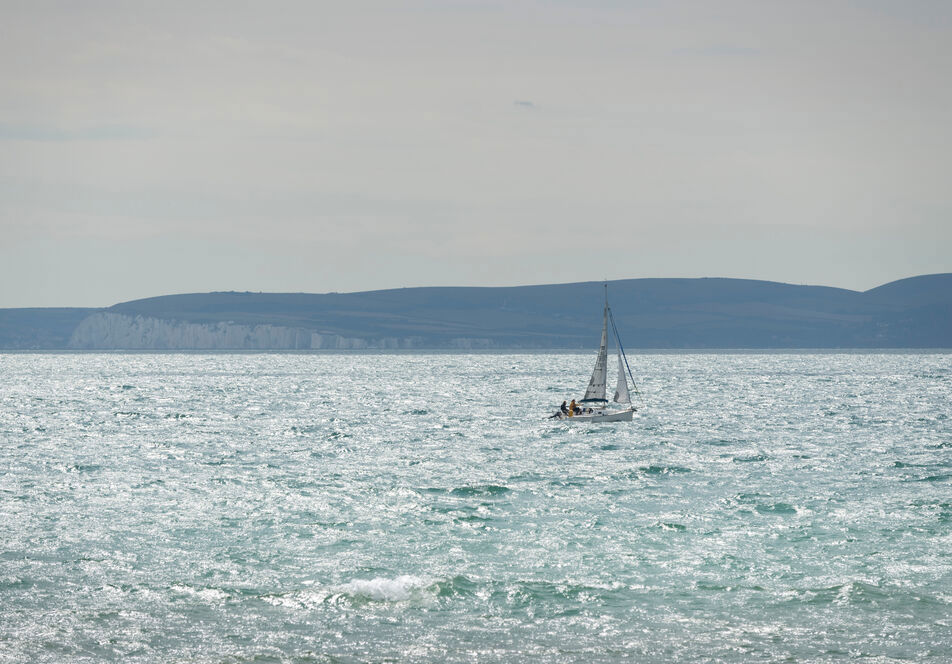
[0,124,158,142]
[672,45,761,57]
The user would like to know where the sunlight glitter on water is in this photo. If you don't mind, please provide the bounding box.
[1,352,950,662]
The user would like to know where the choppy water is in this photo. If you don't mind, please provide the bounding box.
[1,352,950,662]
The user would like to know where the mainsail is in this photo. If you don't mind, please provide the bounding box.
[581,303,609,403]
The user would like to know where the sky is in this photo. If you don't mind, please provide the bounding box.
[1,0,951,307]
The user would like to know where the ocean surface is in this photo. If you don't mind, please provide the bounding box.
[1,352,950,663]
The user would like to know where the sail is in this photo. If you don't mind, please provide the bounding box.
[581,304,609,402]
[613,348,630,404]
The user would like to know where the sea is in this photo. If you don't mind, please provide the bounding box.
[1,351,950,663]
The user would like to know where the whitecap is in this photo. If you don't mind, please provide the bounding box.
[170,584,229,604]
[337,575,431,602]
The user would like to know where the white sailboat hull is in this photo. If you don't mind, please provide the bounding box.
[554,407,635,423]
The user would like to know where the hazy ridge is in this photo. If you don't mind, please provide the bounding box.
[2,274,950,349]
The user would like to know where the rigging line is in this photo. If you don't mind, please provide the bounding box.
[608,307,644,405]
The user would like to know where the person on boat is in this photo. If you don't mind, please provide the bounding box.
[569,399,577,416]
[560,401,569,415]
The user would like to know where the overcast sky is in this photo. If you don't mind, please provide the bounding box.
[1,0,950,307]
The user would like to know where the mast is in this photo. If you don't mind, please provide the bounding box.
[581,291,609,403]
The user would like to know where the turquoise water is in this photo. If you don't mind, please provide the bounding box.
[1,352,950,662]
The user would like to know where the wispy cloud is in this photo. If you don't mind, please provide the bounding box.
[0,124,158,142]
[672,45,762,57]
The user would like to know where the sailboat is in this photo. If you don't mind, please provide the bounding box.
[552,285,638,422]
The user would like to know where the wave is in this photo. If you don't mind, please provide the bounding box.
[262,574,634,612]
[263,574,478,609]
[732,454,769,463]
[170,584,230,604]
[727,493,801,516]
[449,484,511,497]
[337,575,431,602]
[783,580,950,608]
[639,465,691,475]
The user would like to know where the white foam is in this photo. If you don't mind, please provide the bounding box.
[170,584,229,603]
[337,575,430,602]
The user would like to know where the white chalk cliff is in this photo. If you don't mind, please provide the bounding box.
[68,312,489,350]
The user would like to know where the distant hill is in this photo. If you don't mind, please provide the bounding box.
[0,308,94,349]
[1,274,950,349]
